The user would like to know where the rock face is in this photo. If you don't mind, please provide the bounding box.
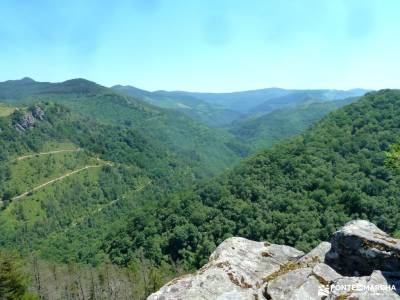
[14,106,45,132]
[148,220,400,300]
[31,106,45,120]
[326,220,400,276]
[148,238,303,300]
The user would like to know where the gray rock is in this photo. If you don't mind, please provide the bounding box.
[264,261,341,299]
[265,267,315,300]
[328,271,400,300]
[32,106,45,120]
[326,220,400,276]
[299,242,331,263]
[149,220,400,300]
[147,237,303,300]
[312,263,342,283]
[19,112,35,129]
[14,107,45,132]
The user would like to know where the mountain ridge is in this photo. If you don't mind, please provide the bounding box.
[106,89,400,275]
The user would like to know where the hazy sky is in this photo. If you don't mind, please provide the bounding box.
[0,0,399,92]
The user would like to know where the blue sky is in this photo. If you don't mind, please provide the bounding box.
[0,0,399,92]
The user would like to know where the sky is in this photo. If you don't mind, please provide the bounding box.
[0,0,399,92]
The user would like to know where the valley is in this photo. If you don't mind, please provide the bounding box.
[0,79,396,300]
[2,2,398,299]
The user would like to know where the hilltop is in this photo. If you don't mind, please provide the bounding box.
[0,78,247,175]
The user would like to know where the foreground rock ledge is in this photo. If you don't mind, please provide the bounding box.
[148,220,400,300]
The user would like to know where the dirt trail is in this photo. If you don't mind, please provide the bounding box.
[12,164,104,201]
[92,179,152,214]
[16,149,82,161]
[66,179,152,230]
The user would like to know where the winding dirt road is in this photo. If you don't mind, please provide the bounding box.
[16,149,82,161]
[11,164,103,201]
[66,179,153,230]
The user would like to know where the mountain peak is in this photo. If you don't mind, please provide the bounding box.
[112,84,151,95]
[58,78,105,93]
[20,77,35,82]
[61,78,100,86]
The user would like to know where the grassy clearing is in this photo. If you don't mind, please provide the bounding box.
[0,103,15,117]
[4,149,98,198]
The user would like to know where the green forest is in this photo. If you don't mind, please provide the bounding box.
[0,78,398,299]
[106,90,400,271]
[2,1,399,298]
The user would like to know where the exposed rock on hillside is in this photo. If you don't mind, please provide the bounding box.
[31,105,44,120]
[13,106,45,132]
[326,220,400,276]
[148,220,400,300]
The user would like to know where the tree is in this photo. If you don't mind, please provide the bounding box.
[0,252,37,300]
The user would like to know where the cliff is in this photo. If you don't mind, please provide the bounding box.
[149,220,400,299]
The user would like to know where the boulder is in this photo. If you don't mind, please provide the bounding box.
[327,271,400,300]
[32,106,45,120]
[325,220,400,276]
[148,221,400,299]
[147,237,303,300]
[14,106,45,132]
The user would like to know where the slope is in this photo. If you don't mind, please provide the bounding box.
[0,78,247,176]
[106,90,400,271]
[0,102,206,266]
[157,88,368,113]
[112,85,242,127]
[229,97,358,151]
[249,89,368,116]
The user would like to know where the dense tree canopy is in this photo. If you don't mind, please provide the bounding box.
[0,102,220,266]
[0,251,37,299]
[107,90,400,269]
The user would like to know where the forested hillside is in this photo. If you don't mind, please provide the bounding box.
[155,88,367,113]
[112,85,242,127]
[0,101,213,297]
[107,90,400,272]
[228,97,358,151]
[0,79,381,298]
[248,89,367,116]
[0,102,207,265]
[0,78,246,176]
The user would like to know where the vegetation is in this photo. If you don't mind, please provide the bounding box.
[0,78,247,175]
[0,78,392,298]
[0,251,37,300]
[106,90,400,271]
[0,104,15,117]
[112,85,242,127]
[0,102,217,267]
[229,98,358,151]
[0,101,210,297]
[154,88,367,113]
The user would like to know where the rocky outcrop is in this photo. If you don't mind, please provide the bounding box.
[326,220,400,276]
[148,238,303,300]
[148,220,400,300]
[31,106,44,120]
[14,106,45,132]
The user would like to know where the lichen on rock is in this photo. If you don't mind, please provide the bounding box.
[148,220,400,300]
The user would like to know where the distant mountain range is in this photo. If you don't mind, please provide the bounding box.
[227,97,359,150]
[113,83,369,152]
[0,77,246,174]
[114,85,368,111]
[0,77,394,299]
[113,84,369,124]
[109,89,400,277]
